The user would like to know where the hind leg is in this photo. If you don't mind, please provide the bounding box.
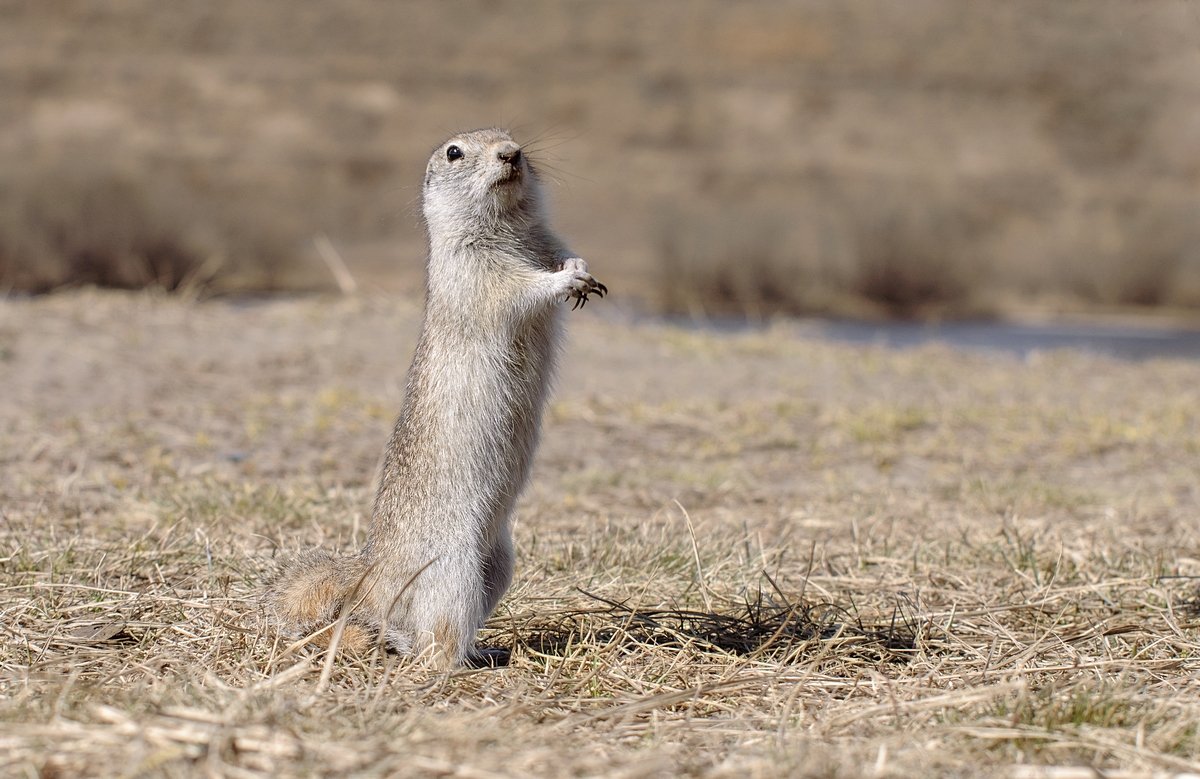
[480,529,515,623]
[405,554,485,669]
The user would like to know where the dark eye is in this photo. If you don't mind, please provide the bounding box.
[446,145,463,161]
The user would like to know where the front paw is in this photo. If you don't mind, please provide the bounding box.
[558,258,607,310]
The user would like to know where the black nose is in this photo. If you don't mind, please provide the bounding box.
[498,148,522,165]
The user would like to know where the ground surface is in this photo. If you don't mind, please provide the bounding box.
[3,290,1200,778]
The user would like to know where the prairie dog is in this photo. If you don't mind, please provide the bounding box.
[265,128,605,667]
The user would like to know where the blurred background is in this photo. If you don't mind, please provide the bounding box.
[2,0,1198,321]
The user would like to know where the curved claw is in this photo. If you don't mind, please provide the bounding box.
[564,272,607,311]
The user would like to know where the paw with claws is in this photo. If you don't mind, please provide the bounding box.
[558,257,608,310]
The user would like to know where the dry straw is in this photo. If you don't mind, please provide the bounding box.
[3,292,1200,776]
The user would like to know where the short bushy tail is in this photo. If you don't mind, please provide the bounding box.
[263,549,377,652]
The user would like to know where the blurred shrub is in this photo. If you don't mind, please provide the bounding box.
[0,148,306,295]
[657,176,1200,320]
[657,180,988,319]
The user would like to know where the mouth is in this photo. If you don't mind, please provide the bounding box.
[495,163,522,186]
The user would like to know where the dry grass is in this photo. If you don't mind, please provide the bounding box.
[3,291,1200,777]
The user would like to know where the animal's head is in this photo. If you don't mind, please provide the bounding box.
[422,128,542,231]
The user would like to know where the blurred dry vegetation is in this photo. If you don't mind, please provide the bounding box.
[1,0,1199,317]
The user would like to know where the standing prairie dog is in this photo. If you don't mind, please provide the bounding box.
[266,128,605,667]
